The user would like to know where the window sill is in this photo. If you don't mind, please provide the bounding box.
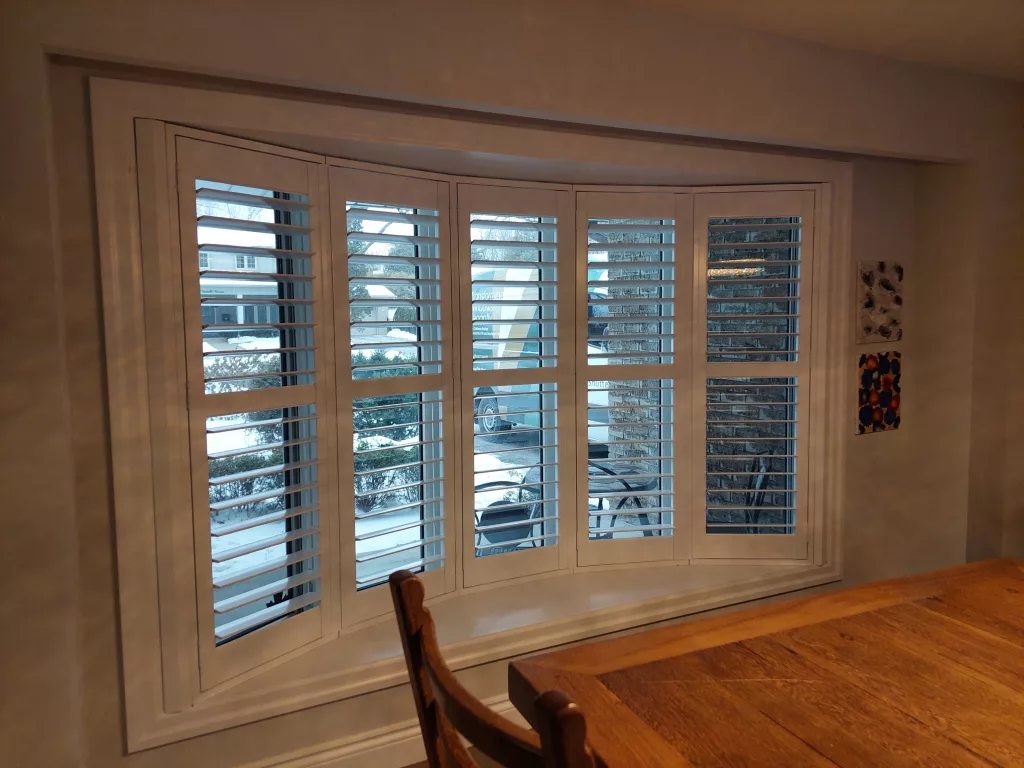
[137,561,840,750]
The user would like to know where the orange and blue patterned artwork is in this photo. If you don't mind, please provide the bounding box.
[857,351,901,434]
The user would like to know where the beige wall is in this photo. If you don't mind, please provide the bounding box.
[2,2,1022,767]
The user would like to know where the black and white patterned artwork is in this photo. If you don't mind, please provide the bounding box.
[857,261,903,343]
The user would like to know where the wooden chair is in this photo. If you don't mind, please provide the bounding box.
[390,570,595,768]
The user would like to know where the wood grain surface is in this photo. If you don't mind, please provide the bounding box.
[510,559,1024,767]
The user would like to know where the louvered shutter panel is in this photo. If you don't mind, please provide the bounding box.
[586,218,674,365]
[176,137,335,688]
[575,193,689,566]
[692,191,815,560]
[331,167,456,624]
[458,183,575,587]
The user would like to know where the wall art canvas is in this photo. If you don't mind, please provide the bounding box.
[857,351,901,434]
[857,261,903,342]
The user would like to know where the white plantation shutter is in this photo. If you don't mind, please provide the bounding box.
[176,137,336,688]
[575,193,691,566]
[458,183,576,587]
[586,219,675,366]
[692,191,815,560]
[347,203,443,378]
[330,166,456,624]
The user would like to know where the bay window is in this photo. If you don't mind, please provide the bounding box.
[105,114,839,745]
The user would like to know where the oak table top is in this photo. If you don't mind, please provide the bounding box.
[509,559,1024,768]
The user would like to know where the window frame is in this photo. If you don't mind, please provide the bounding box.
[93,79,847,750]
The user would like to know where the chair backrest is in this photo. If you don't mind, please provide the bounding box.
[390,570,594,768]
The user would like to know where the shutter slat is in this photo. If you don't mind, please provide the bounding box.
[708,240,800,248]
[355,534,445,564]
[472,258,553,268]
[356,555,445,587]
[212,549,317,590]
[199,270,314,281]
[199,244,312,259]
[476,532,559,552]
[212,525,320,563]
[213,572,319,614]
[354,496,444,521]
[204,368,316,385]
[588,242,674,252]
[470,218,557,233]
[475,514,559,533]
[200,297,313,305]
[471,239,557,250]
[348,253,439,266]
[211,504,318,537]
[348,231,439,246]
[210,481,318,513]
[196,187,310,212]
[213,593,320,640]
[347,206,438,225]
[198,215,311,236]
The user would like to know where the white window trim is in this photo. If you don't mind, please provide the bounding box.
[91,78,850,751]
[575,191,694,566]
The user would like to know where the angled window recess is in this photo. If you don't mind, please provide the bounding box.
[115,124,832,717]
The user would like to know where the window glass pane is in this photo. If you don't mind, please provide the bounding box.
[707,217,801,363]
[207,404,320,644]
[353,391,444,588]
[470,214,557,371]
[195,180,314,394]
[705,378,797,534]
[347,203,442,380]
[587,379,673,539]
[473,384,558,556]
[587,219,674,366]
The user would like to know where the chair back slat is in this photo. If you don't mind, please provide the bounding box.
[390,570,595,768]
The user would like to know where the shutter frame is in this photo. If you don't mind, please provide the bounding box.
[330,165,458,626]
[691,190,816,562]
[575,191,693,567]
[175,136,338,689]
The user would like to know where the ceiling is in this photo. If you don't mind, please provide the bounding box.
[650,0,1024,81]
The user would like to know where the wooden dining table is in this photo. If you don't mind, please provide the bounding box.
[509,559,1024,767]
